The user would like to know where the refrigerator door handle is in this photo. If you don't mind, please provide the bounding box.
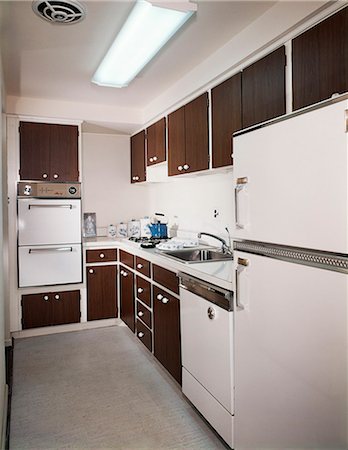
[235,257,249,310]
[234,177,248,229]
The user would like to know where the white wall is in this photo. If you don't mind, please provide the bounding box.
[81,133,150,234]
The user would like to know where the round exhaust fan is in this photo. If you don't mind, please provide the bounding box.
[32,0,86,24]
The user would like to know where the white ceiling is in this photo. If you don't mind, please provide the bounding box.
[0,0,276,115]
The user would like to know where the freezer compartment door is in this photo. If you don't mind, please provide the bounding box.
[18,244,82,287]
[18,198,81,245]
[233,100,348,253]
[233,250,347,449]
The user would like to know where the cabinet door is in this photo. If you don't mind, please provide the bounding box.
[168,106,186,176]
[51,290,80,326]
[153,286,181,384]
[212,73,242,168]
[19,122,50,181]
[87,265,117,321]
[292,7,348,110]
[22,293,51,329]
[50,124,79,181]
[147,118,166,166]
[120,267,135,332]
[242,46,286,128]
[131,130,146,183]
[184,93,209,174]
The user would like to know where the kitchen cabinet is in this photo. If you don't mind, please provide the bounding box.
[211,73,242,168]
[136,276,151,307]
[120,266,135,332]
[292,7,348,110]
[131,130,146,183]
[22,290,80,329]
[86,248,117,263]
[87,265,117,321]
[242,46,286,129]
[168,93,209,176]
[146,118,166,166]
[136,301,152,329]
[136,318,152,352]
[153,264,179,294]
[153,285,181,384]
[19,121,79,182]
[135,256,151,278]
[120,249,134,268]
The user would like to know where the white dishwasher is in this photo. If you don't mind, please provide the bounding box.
[179,273,234,448]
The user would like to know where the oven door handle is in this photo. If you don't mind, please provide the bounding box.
[28,247,73,254]
[28,204,73,210]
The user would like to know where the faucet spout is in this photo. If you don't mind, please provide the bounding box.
[197,232,232,254]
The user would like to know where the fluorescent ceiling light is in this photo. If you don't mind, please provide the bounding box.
[92,0,196,88]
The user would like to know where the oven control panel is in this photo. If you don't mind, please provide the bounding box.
[17,182,81,198]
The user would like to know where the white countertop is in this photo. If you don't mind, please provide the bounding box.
[84,237,234,291]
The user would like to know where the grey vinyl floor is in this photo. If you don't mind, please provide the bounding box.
[10,325,228,450]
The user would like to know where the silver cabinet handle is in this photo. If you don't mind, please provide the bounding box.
[54,294,60,300]
[89,269,94,274]
[99,253,105,259]
[29,246,73,254]
[183,164,189,170]
[157,293,164,300]
[137,287,144,294]
[43,295,49,301]
[53,173,59,179]
[137,263,143,269]
[138,311,144,317]
[138,332,144,338]
[235,176,248,229]
[42,173,48,179]
[177,165,183,171]
[207,306,215,320]
[28,204,73,209]
[162,297,169,304]
[235,257,249,310]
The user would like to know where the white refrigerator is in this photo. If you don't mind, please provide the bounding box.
[232,99,348,449]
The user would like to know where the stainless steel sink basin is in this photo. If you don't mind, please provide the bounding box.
[159,248,233,264]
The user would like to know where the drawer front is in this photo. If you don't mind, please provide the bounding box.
[136,319,152,352]
[136,276,151,307]
[86,248,117,263]
[153,264,179,294]
[120,249,134,268]
[135,256,151,278]
[136,301,152,329]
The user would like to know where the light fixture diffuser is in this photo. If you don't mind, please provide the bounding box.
[92,0,196,88]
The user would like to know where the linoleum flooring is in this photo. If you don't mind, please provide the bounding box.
[10,326,227,449]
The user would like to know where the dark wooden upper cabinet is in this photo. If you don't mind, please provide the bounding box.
[242,46,286,129]
[168,93,209,176]
[147,117,166,166]
[19,121,79,182]
[292,7,348,110]
[87,265,117,321]
[168,106,186,176]
[211,73,242,168]
[130,130,146,183]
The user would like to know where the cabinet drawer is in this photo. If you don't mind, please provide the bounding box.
[136,319,152,352]
[86,248,117,263]
[136,301,152,329]
[136,276,151,307]
[153,265,179,294]
[120,249,134,268]
[135,256,151,278]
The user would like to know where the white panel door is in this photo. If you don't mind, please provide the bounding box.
[233,100,348,253]
[233,250,347,449]
[18,244,82,287]
[18,199,81,245]
[180,288,234,413]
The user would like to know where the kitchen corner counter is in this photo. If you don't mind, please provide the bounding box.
[84,237,234,291]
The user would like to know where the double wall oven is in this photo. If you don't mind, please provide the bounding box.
[17,182,82,287]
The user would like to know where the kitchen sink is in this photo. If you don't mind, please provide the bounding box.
[159,248,233,264]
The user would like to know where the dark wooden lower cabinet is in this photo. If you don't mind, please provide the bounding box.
[120,267,135,332]
[153,285,181,384]
[136,319,152,352]
[22,290,80,329]
[87,265,117,321]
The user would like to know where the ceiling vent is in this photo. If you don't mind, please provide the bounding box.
[32,0,86,25]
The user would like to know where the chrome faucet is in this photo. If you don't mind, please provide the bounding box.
[197,231,232,255]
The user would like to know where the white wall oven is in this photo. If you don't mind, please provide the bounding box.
[17,182,82,287]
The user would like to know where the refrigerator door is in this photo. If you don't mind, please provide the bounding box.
[233,100,348,253]
[233,250,347,449]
